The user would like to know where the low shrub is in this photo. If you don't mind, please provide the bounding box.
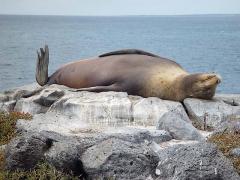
[208,131,240,174]
[0,111,32,146]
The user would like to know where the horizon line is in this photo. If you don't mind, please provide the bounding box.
[0,13,240,17]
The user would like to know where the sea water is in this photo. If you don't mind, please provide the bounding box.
[0,15,239,93]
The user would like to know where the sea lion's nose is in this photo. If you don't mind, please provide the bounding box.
[215,74,222,84]
[208,73,222,84]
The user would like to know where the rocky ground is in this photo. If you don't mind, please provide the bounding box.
[0,83,240,180]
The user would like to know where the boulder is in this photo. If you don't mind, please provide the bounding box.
[2,84,198,140]
[0,100,16,112]
[81,138,158,180]
[3,83,40,101]
[154,142,240,180]
[14,85,65,114]
[184,97,240,130]
[214,120,240,134]
[215,94,240,106]
[49,91,132,126]
[16,112,172,144]
[5,132,51,170]
[0,93,9,102]
[2,84,240,179]
[16,113,78,134]
[157,111,204,140]
[14,98,48,114]
[132,97,191,126]
[5,130,160,179]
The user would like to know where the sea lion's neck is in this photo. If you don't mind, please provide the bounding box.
[170,74,189,101]
[144,69,189,101]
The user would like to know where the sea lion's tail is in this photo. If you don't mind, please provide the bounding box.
[36,45,49,86]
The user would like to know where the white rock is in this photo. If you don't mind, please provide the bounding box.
[0,100,16,112]
[184,97,240,130]
[215,94,240,106]
[14,85,65,114]
[132,97,191,126]
[49,91,132,126]
[14,98,47,114]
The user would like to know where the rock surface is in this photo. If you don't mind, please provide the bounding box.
[81,138,158,179]
[5,130,160,179]
[230,148,240,157]
[5,132,51,170]
[157,111,204,140]
[2,84,201,140]
[1,84,240,179]
[184,97,240,130]
[155,142,240,180]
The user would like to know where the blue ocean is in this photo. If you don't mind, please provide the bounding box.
[0,15,239,93]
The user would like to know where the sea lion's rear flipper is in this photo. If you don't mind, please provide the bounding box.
[70,84,121,93]
[36,45,49,86]
[99,49,159,58]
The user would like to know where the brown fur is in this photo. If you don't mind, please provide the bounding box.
[37,48,221,101]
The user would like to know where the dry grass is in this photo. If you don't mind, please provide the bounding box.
[0,150,5,171]
[0,112,81,179]
[0,111,32,146]
[0,154,79,180]
[208,132,240,174]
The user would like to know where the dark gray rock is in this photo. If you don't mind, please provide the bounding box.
[148,129,172,143]
[4,132,52,170]
[4,130,160,179]
[44,137,86,176]
[4,131,89,176]
[81,138,158,180]
[155,142,240,180]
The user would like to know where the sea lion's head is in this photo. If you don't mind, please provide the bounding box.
[184,73,221,100]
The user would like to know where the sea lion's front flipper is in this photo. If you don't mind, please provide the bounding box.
[70,84,122,93]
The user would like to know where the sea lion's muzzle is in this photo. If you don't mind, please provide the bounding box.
[202,74,222,86]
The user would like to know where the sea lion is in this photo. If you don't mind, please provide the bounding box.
[35,45,221,101]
